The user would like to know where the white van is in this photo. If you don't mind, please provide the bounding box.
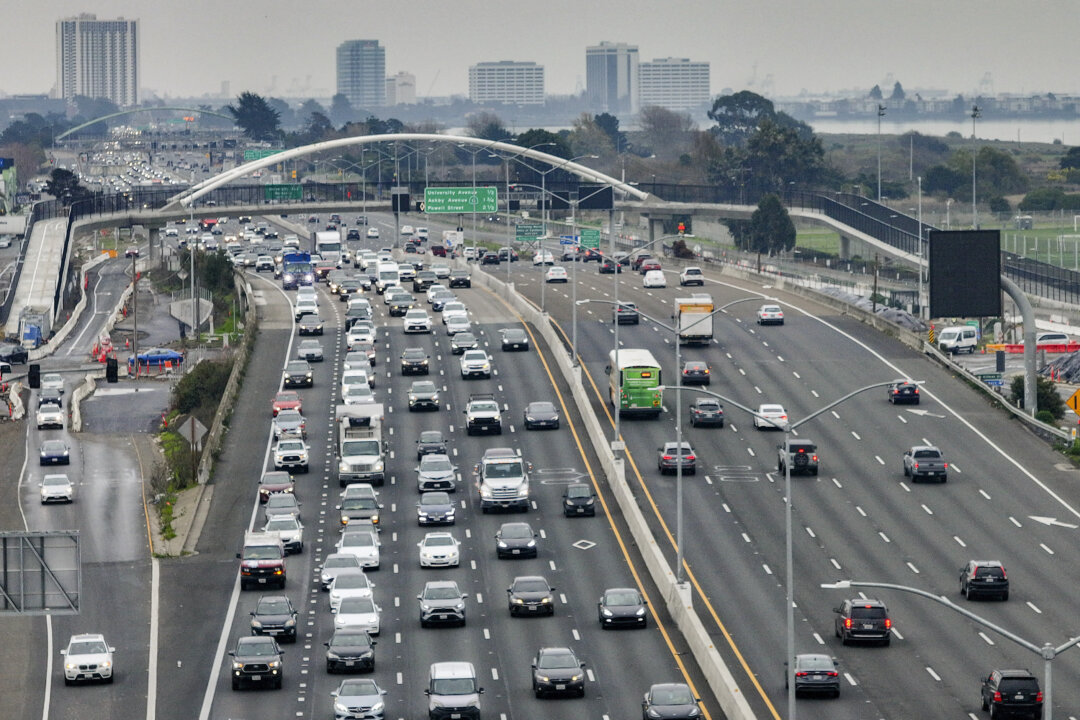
[937,325,978,354]
[426,661,482,719]
[375,262,400,295]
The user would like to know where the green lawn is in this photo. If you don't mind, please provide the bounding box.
[796,228,842,256]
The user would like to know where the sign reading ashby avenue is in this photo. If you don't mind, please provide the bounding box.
[264,184,302,201]
[424,186,497,214]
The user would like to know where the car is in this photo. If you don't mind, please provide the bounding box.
[643,269,667,288]
[333,595,381,634]
[324,628,376,674]
[416,430,448,460]
[400,348,430,375]
[425,283,448,303]
[347,323,377,349]
[679,266,705,286]
[431,291,456,312]
[229,635,283,690]
[497,247,519,262]
[387,296,414,317]
[40,473,74,503]
[450,332,479,355]
[657,441,696,475]
[255,255,276,272]
[61,633,115,685]
[400,224,414,236]
[417,491,456,526]
[273,438,309,473]
[321,553,363,590]
[431,263,451,280]
[36,402,65,430]
[128,347,185,371]
[335,529,381,569]
[689,397,724,427]
[293,299,319,321]
[777,440,819,476]
[1036,331,1071,345]
[250,595,298,643]
[754,403,788,430]
[448,269,472,288]
[258,471,295,502]
[787,654,840,698]
[345,348,375,372]
[495,522,538,558]
[329,569,377,612]
[263,515,304,554]
[464,394,502,435]
[337,279,363,300]
[562,483,597,516]
[598,587,647,628]
[598,257,622,273]
[613,301,640,324]
[366,227,380,239]
[887,379,920,404]
[531,646,586,698]
[834,598,892,645]
[418,580,469,629]
[342,384,376,406]
[980,669,1042,719]
[639,257,662,274]
[337,494,382,530]
[960,560,1010,601]
[297,315,324,336]
[500,327,530,351]
[681,360,711,385]
[507,575,555,616]
[416,453,457,492]
[39,388,63,408]
[271,409,306,440]
[523,401,560,430]
[545,266,569,283]
[460,349,492,379]
[481,251,500,265]
[445,315,472,335]
[756,304,785,325]
[642,683,702,718]
[331,677,387,720]
[0,343,28,364]
[418,531,461,568]
[403,308,432,333]
[533,249,554,265]
[282,361,313,389]
[272,391,302,416]
[124,245,140,258]
[413,270,438,292]
[39,439,71,465]
[341,367,375,393]
[40,373,65,393]
[408,381,441,411]
[297,339,324,362]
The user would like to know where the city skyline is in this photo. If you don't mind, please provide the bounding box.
[2,1,1077,103]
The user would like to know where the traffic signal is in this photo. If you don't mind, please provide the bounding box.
[106,357,118,383]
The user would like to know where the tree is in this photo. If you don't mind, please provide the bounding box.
[466,111,511,141]
[868,85,883,100]
[593,113,627,153]
[744,116,825,192]
[568,113,613,157]
[639,106,694,157]
[44,167,90,203]
[746,193,796,268]
[514,128,568,158]
[329,94,353,126]
[71,95,119,136]
[298,99,327,122]
[923,164,966,195]
[1009,374,1066,420]
[227,92,281,142]
[295,111,334,145]
[1059,146,1080,170]
[707,90,775,146]
[890,82,906,101]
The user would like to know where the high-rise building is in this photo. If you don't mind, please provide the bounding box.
[468,61,545,106]
[55,14,140,107]
[385,72,416,106]
[639,58,711,111]
[585,42,638,115]
[337,40,386,108]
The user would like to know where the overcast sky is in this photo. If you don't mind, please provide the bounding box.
[6,0,1077,101]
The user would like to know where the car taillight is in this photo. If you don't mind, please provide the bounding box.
[1036,691,1044,702]
[1000,568,1007,579]
[913,462,919,470]
[795,671,808,677]
[686,455,695,461]
[884,618,892,629]
[812,455,818,462]
[913,388,919,394]
[663,455,674,461]
[942,462,948,469]
[844,618,853,629]
[993,691,1003,703]
[826,671,838,677]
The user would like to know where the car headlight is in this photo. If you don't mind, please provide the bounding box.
[373,461,383,473]
[251,619,263,628]
[688,707,701,717]
[334,702,348,714]
[541,597,551,603]
[497,540,508,548]
[512,597,524,604]
[284,618,296,627]
[601,607,613,617]
[636,607,647,616]
[537,674,550,682]
[232,661,243,670]
[409,394,417,402]
[527,539,536,547]
[66,662,77,670]
[455,602,464,610]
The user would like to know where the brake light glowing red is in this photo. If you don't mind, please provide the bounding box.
[884,618,892,629]
[993,691,1003,703]
[1036,691,1043,702]
[843,618,853,629]
[943,462,948,469]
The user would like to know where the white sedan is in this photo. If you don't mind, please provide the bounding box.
[335,529,381,569]
[545,266,569,283]
[418,532,461,568]
[643,270,667,288]
[366,227,380,239]
[41,373,65,393]
[40,474,74,503]
[329,569,376,612]
[756,304,785,325]
[445,316,472,335]
[533,249,554,266]
[262,515,304,553]
[754,403,788,430]
[334,595,381,634]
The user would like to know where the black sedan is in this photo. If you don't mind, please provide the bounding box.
[598,587,648,629]
[297,316,324,335]
[642,683,701,719]
[249,595,298,643]
[416,430,448,460]
[400,348,430,375]
[689,398,724,427]
[481,252,500,265]
[39,439,71,465]
[562,483,597,517]
[507,575,555,616]
[523,401,559,430]
[887,379,920,404]
[282,360,313,388]
[681,360,711,386]
[416,491,455,525]
[598,258,622,273]
[787,654,840,698]
[495,522,538,558]
[531,646,586,698]
[450,332,479,355]
[324,628,376,673]
[0,343,28,364]
[500,328,530,351]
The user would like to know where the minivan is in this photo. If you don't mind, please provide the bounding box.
[426,661,483,719]
[937,325,977,354]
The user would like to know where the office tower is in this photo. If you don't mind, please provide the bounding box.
[385,72,416,106]
[55,13,140,106]
[586,42,638,115]
[638,57,711,111]
[337,40,386,108]
[468,61,545,105]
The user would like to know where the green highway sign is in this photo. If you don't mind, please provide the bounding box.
[580,228,601,249]
[244,149,284,162]
[516,223,544,239]
[976,372,1003,381]
[264,184,302,201]
[423,186,497,214]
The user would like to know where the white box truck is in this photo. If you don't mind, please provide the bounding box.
[676,295,714,346]
[336,403,386,487]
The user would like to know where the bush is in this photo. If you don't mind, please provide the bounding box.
[1036,410,1056,424]
[172,359,233,418]
[1009,374,1066,420]
[671,238,696,259]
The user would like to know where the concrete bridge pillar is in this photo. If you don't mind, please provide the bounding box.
[839,233,852,261]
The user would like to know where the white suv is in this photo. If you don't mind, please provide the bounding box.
[61,633,115,684]
[460,350,492,379]
[403,309,432,334]
[679,267,705,286]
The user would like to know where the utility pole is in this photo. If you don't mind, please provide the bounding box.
[132,249,138,388]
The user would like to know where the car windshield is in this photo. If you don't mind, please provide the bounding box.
[419,432,443,443]
[339,597,375,612]
[276,411,301,423]
[341,534,375,547]
[342,497,377,511]
[257,598,291,614]
[422,457,453,472]
[69,640,108,654]
[537,652,577,669]
[485,461,522,478]
[340,679,379,695]
[276,393,298,403]
[413,383,437,393]
[285,362,308,372]
[244,546,281,560]
[565,485,592,498]
[514,579,549,593]
[267,496,297,508]
[696,401,720,410]
[530,402,555,413]
[324,556,360,569]
[421,493,450,505]
[425,584,461,600]
[605,590,641,605]
[913,450,941,458]
[265,518,297,531]
[277,441,304,452]
[975,567,1005,579]
[432,678,476,695]
[239,639,278,656]
[403,350,426,359]
[999,678,1039,692]
[43,476,69,486]
[329,631,370,648]
[335,573,371,589]
[425,535,455,547]
[796,656,835,671]
[471,401,498,413]
[342,440,380,456]
[501,524,533,539]
[653,685,695,704]
[850,606,887,619]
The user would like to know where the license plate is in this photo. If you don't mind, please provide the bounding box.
[251,675,261,681]
[528,606,539,612]
[862,624,874,629]
[345,661,355,667]
[438,614,448,620]
[268,629,280,635]
[512,549,520,554]
[556,684,566,690]
[451,714,462,719]
[258,578,267,584]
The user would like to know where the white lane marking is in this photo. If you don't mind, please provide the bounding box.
[874,456,884,465]
[851,431,861,440]
[805,527,816,538]
[922,504,934,515]
[898,415,908,424]
[926,667,941,682]
[954,536,967,547]
[856,506,867,517]
[739,368,746,376]
[952,464,962,473]
[979,489,992,500]
[879,532,891,543]
[793,371,800,379]
[811,390,819,397]
[890,627,904,640]
[900,482,911,493]
[978,632,995,645]
[844,672,857,686]
[722,504,731,513]
[832,478,842,488]
[831,411,840,419]
[1040,543,1055,555]
[1027,601,1042,614]
[907,562,920,574]
[763,564,773,575]
[830,558,842,570]
[147,558,160,720]
[813,632,824,645]
[747,448,756,457]
[1009,516,1022,527]
[741,533,751,543]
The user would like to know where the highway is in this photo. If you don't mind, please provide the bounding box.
[488,239,1080,719]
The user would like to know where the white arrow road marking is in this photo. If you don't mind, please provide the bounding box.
[907,408,946,418]
[1029,515,1079,529]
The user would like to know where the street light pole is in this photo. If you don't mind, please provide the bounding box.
[971,104,981,228]
[877,104,886,202]
[917,175,924,319]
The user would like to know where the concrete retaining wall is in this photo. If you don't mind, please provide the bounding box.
[28,253,111,362]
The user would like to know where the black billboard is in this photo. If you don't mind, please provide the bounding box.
[576,185,614,210]
[928,230,1001,318]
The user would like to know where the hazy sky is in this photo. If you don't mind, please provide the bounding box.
[7,1,1078,101]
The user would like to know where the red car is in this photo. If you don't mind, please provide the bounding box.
[639,259,662,274]
[272,391,303,417]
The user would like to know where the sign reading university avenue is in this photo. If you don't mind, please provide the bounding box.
[423,187,497,214]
